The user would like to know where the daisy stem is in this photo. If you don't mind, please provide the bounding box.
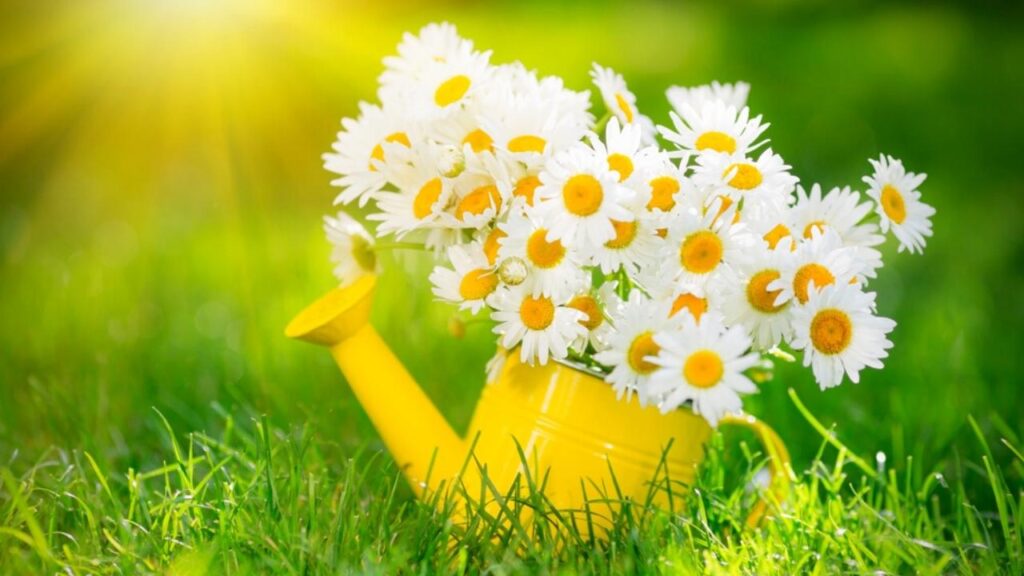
[788,387,879,480]
[566,349,610,374]
[766,346,796,363]
[373,242,427,252]
[593,112,612,135]
[614,267,633,300]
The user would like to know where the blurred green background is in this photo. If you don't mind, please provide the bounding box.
[1,0,1022,497]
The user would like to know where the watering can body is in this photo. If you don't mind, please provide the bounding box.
[286,274,790,528]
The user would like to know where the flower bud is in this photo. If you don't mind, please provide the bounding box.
[498,257,528,286]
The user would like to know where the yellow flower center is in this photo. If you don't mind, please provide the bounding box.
[568,295,603,331]
[413,178,442,220]
[562,174,604,216]
[810,308,853,355]
[647,176,680,211]
[519,295,555,331]
[695,131,737,154]
[507,135,547,154]
[462,129,494,153]
[793,263,835,304]
[605,219,637,249]
[483,228,506,266]
[615,93,634,123]
[459,269,498,301]
[456,184,501,220]
[513,175,541,206]
[670,293,708,321]
[880,184,907,224]
[746,270,784,313]
[607,153,634,182]
[723,163,763,190]
[369,132,411,170]
[802,220,826,240]
[434,74,471,107]
[526,229,565,269]
[683,350,725,389]
[764,224,792,250]
[680,230,724,274]
[627,331,660,374]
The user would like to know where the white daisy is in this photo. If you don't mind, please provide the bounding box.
[531,67,594,132]
[479,225,506,267]
[586,212,664,274]
[638,264,717,324]
[659,99,767,157]
[666,81,751,113]
[692,148,799,212]
[790,283,896,389]
[648,314,760,426]
[423,66,540,156]
[421,226,466,254]
[490,284,587,365]
[588,117,649,186]
[566,280,620,353]
[382,44,493,120]
[687,185,741,230]
[504,157,544,210]
[790,184,884,279]
[662,205,750,286]
[744,203,798,252]
[768,229,862,306]
[715,244,795,349]
[532,144,635,247]
[638,154,692,217]
[863,155,935,254]
[497,212,581,298]
[484,91,588,168]
[447,151,512,227]
[590,63,657,142]
[593,292,678,405]
[668,287,717,324]
[379,22,476,88]
[323,101,416,207]
[368,144,452,237]
[494,62,593,130]
[323,211,377,288]
[429,244,499,314]
[430,101,502,157]
[790,184,878,246]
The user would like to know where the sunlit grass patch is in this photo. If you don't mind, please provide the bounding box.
[1,397,1020,574]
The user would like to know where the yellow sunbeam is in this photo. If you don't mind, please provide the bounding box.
[4,1,376,205]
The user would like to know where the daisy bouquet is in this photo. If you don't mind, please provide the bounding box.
[322,23,935,426]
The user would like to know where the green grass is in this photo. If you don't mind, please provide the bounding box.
[1,393,1020,574]
[2,0,1023,573]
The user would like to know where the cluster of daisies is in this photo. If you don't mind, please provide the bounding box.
[321,23,935,426]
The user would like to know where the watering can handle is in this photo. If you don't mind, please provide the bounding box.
[718,413,794,528]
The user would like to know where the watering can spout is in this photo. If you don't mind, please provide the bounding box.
[286,274,466,495]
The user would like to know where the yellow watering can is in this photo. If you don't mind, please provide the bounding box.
[286,274,791,529]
